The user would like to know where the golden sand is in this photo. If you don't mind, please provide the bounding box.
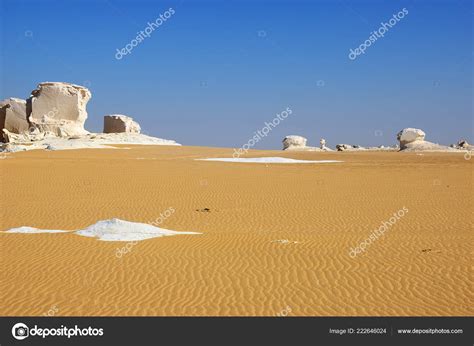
[0,146,472,316]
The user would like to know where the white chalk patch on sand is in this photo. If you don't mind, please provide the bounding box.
[5,226,68,234]
[271,239,300,244]
[4,219,201,242]
[76,218,201,241]
[45,141,116,151]
[196,157,342,164]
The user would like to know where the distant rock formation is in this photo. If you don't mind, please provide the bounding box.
[397,128,455,152]
[282,135,334,151]
[397,128,425,149]
[0,98,29,134]
[319,138,333,151]
[456,140,470,148]
[336,144,398,152]
[28,82,91,137]
[451,139,474,151]
[104,115,141,134]
[336,144,363,151]
[283,135,307,150]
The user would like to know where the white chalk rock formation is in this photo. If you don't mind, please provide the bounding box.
[320,138,326,148]
[400,141,457,151]
[397,128,455,152]
[0,81,181,151]
[282,135,307,150]
[456,140,470,149]
[0,132,180,152]
[397,128,425,149]
[2,128,56,143]
[319,138,333,151]
[0,98,29,137]
[282,135,333,151]
[336,144,398,151]
[336,144,366,151]
[103,114,141,134]
[28,82,91,137]
[451,139,474,151]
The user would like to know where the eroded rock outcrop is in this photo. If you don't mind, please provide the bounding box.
[3,129,49,143]
[336,144,365,151]
[28,82,91,137]
[397,128,455,152]
[336,144,398,152]
[1,81,180,150]
[451,139,474,151]
[0,98,30,136]
[320,138,326,149]
[103,114,141,134]
[282,135,335,151]
[397,128,425,149]
[319,138,333,151]
[282,135,307,150]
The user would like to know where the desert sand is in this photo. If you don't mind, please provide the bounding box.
[0,145,472,316]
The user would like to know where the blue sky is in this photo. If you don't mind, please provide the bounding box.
[1,0,472,148]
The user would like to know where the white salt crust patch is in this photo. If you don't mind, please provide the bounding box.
[4,218,201,242]
[4,227,67,234]
[196,157,343,164]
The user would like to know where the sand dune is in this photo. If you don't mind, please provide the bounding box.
[0,146,472,316]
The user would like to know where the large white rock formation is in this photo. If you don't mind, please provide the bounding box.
[1,81,181,150]
[28,82,91,137]
[397,128,455,152]
[283,135,307,150]
[397,128,425,149]
[103,114,141,134]
[0,98,29,135]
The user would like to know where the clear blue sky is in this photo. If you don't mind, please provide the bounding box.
[1,0,472,148]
